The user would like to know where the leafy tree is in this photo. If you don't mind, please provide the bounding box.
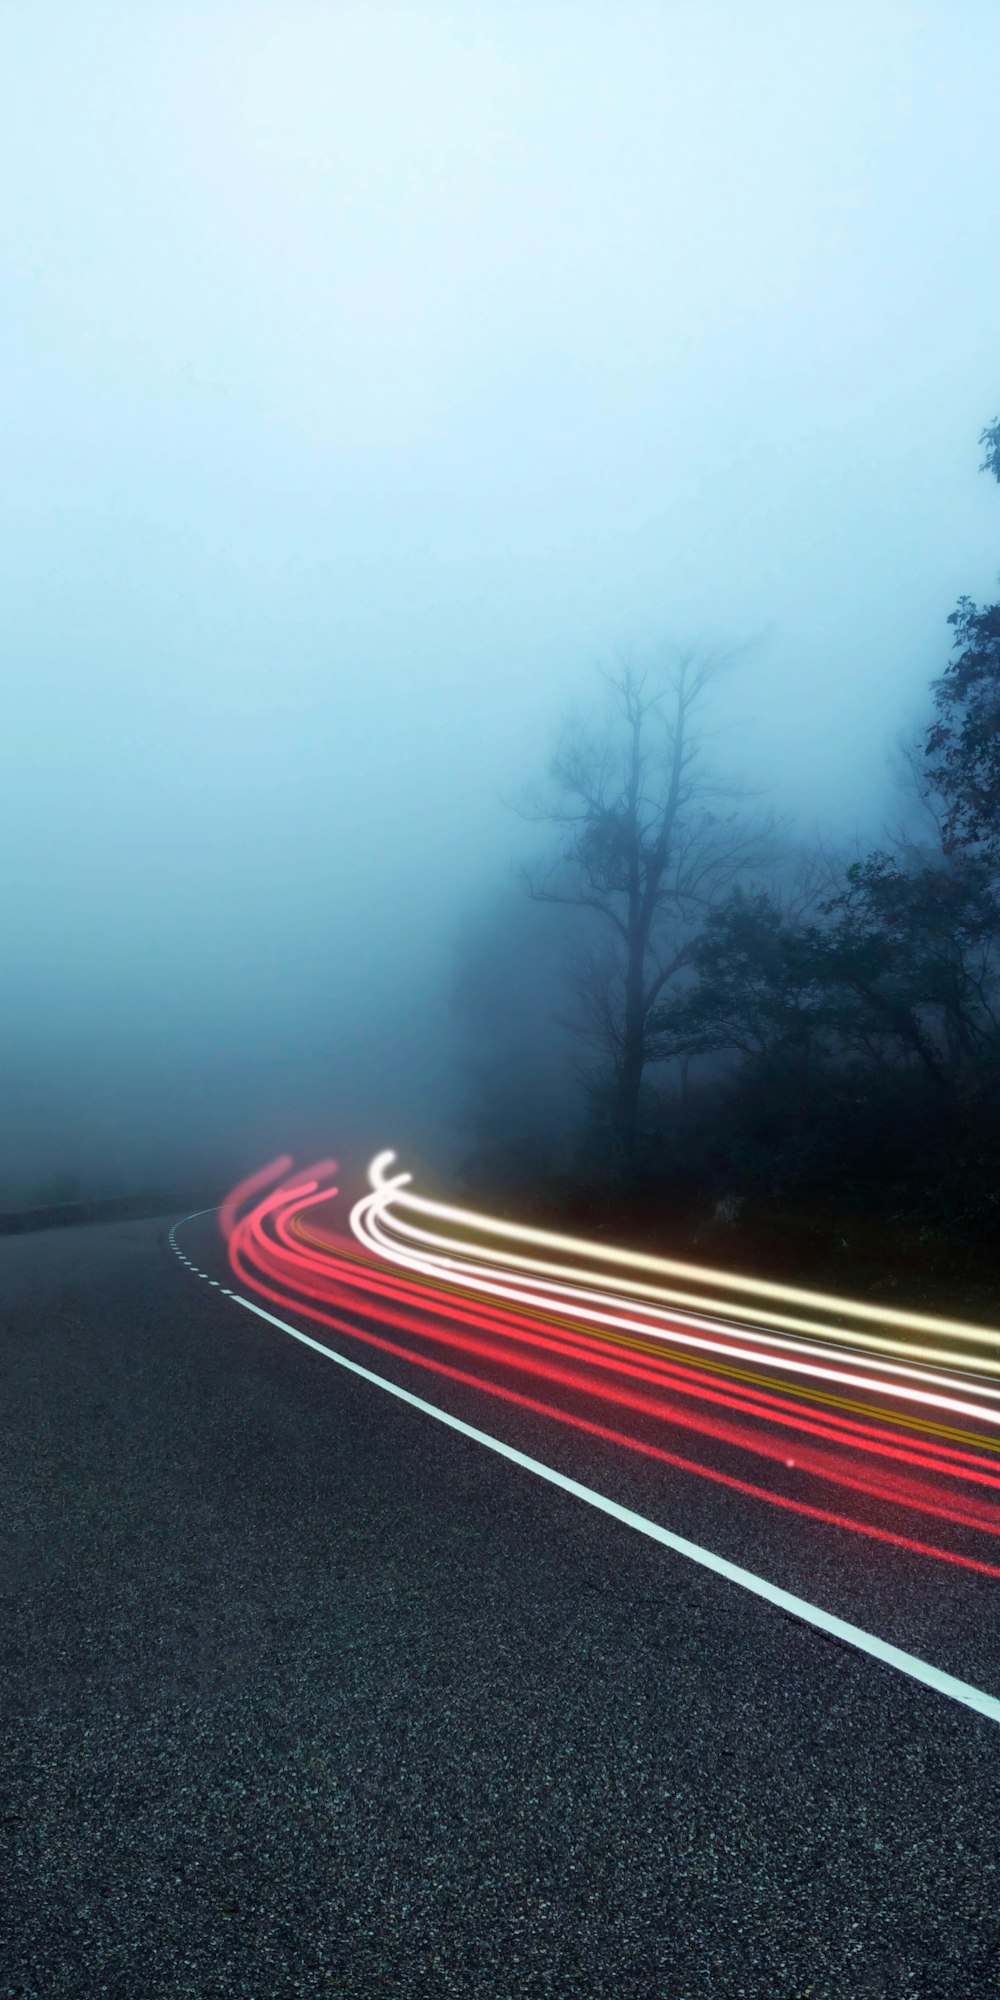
[820,851,1000,1079]
[980,414,1000,485]
[924,413,1000,862]
[656,853,1000,1087]
[647,888,827,1064]
[486,409,1000,1288]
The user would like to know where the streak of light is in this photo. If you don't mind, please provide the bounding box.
[296,1206,1000,1453]
[216,1154,1000,1579]
[225,1187,1000,1576]
[209,1280,1000,1727]
[364,1151,1000,1359]
[350,1173,1000,1429]
[281,1213,1000,1499]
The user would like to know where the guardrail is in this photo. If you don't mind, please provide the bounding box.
[0,1193,223,1236]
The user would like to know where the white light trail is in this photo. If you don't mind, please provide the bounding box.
[349,1154,1000,1430]
[169,1204,1000,1730]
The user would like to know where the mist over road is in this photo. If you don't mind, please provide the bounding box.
[3,1208,999,1998]
[5,12,1000,1992]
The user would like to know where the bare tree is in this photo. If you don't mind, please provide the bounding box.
[517,647,777,1166]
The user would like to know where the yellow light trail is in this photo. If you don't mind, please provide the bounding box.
[290,1210,1000,1454]
[360,1151,1000,1379]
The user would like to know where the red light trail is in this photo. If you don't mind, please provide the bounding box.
[219,1152,1000,1581]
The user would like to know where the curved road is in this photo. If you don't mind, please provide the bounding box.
[2,1203,1000,1997]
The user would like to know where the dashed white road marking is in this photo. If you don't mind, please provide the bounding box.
[169,1215,1000,1728]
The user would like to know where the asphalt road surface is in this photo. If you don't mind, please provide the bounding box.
[3,1211,1000,1999]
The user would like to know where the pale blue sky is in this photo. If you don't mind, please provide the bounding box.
[2,2,998,1189]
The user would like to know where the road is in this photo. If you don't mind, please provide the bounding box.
[2,1196,1000,1998]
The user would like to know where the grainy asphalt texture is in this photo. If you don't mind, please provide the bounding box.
[2,1214,1000,1999]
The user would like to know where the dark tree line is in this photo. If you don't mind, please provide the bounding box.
[644,415,1000,1276]
[454,412,1000,1295]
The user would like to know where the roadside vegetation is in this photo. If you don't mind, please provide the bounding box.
[455,414,1000,1311]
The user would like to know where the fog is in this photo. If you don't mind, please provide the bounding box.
[2,2,998,1202]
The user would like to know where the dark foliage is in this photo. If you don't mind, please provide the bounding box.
[463,410,1000,1304]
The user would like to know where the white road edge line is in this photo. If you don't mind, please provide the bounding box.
[226,1288,1000,1727]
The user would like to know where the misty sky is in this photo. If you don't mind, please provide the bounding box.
[3,2,999,1195]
